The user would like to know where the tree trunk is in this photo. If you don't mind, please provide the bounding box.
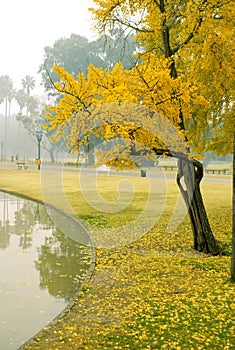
[177,158,221,255]
[231,132,235,281]
[158,0,220,255]
[49,146,56,164]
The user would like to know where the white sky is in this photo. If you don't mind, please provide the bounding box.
[0,0,96,90]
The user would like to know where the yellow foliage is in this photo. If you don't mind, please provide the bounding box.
[89,0,235,156]
[45,0,235,163]
[45,54,204,162]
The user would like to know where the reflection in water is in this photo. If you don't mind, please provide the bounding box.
[0,192,93,350]
[36,230,91,301]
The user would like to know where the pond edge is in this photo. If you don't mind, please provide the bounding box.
[0,189,96,350]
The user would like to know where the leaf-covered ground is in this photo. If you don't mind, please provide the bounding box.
[0,169,234,349]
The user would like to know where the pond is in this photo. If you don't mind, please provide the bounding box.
[0,191,94,350]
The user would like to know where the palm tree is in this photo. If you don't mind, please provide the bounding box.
[15,88,28,158]
[0,75,14,160]
[21,75,35,97]
[21,75,36,159]
[15,89,27,114]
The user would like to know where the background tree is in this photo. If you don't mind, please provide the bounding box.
[39,32,138,94]
[21,75,35,97]
[89,28,139,70]
[0,75,14,160]
[15,88,27,114]
[15,92,61,163]
[19,75,36,159]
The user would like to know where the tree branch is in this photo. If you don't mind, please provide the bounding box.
[171,16,203,55]
[112,15,154,33]
[153,0,160,8]
[47,69,92,115]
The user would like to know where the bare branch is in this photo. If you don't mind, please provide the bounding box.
[112,15,154,33]
[171,16,203,54]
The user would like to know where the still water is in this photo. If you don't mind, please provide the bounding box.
[0,191,93,350]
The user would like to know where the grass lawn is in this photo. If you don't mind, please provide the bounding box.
[0,168,234,350]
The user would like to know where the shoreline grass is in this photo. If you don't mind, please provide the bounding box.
[0,168,234,349]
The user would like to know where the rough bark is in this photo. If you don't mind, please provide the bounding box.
[158,0,221,255]
[177,158,221,255]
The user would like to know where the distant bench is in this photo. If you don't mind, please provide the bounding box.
[96,164,111,175]
[159,165,177,171]
[159,165,229,175]
[16,162,28,170]
[205,168,229,175]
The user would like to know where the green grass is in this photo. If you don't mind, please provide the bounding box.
[0,168,234,350]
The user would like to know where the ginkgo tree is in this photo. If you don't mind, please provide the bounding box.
[45,0,234,255]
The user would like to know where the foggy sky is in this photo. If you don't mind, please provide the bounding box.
[0,0,96,88]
